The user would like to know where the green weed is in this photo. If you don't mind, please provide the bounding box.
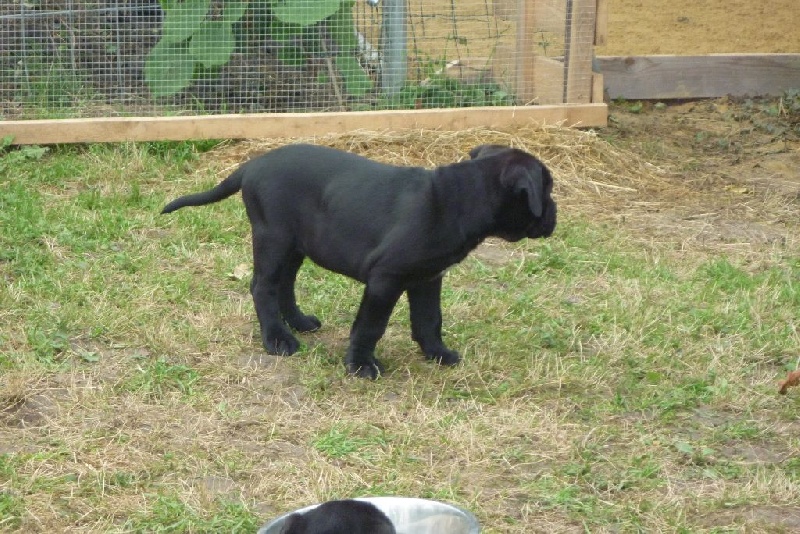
[121,357,200,400]
[123,494,259,533]
[312,424,389,463]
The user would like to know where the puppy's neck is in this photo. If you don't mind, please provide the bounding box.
[433,161,498,244]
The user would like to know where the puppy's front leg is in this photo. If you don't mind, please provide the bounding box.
[408,277,460,365]
[346,281,403,379]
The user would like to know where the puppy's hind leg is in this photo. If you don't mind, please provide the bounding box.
[408,277,461,366]
[279,251,321,332]
[250,231,301,355]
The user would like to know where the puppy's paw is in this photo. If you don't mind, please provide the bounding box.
[425,348,461,366]
[345,358,385,380]
[263,330,301,355]
[287,313,322,333]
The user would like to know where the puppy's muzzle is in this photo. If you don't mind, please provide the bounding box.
[528,199,557,239]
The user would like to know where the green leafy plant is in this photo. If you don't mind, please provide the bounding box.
[145,0,247,97]
[537,30,554,56]
[379,75,514,110]
[144,0,372,98]
[613,97,644,114]
[0,136,49,173]
[312,424,388,463]
[123,357,200,399]
[0,490,24,530]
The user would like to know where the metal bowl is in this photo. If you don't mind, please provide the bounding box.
[258,497,480,534]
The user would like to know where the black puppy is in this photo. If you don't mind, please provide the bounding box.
[162,143,556,378]
[280,500,395,534]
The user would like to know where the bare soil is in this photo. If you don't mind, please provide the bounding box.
[603,97,799,249]
[596,0,800,55]
[595,0,799,249]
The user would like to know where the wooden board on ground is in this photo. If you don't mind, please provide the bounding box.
[1,105,608,145]
[598,54,800,99]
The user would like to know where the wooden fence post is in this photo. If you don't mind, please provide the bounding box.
[564,0,596,103]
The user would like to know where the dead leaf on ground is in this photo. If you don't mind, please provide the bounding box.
[778,369,800,395]
[227,263,251,281]
[724,184,751,195]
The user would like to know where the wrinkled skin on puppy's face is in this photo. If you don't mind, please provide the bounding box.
[469,144,557,242]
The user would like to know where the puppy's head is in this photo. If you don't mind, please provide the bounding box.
[470,144,557,241]
[279,513,306,534]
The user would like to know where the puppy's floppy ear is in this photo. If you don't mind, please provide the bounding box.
[469,145,488,159]
[505,162,546,218]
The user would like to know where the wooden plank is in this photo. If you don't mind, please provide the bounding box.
[594,0,608,46]
[492,0,517,19]
[0,105,608,145]
[563,0,596,103]
[598,54,800,100]
[532,0,565,37]
[493,44,518,98]
[495,0,565,36]
[514,0,538,102]
[532,56,566,105]
[591,71,604,103]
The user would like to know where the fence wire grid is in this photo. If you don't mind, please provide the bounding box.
[0,0,597,119]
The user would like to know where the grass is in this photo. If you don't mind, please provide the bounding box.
[1,111,799,532]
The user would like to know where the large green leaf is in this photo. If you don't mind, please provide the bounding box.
[161,0,211,44]
[328,6,357,51]
[272,0,340,27]
[222,0,249,23]
[190,21,235,68]
[267,19,307,66]
[334,55,373,97]
[144,41,195,97]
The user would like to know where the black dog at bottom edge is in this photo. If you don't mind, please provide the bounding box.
[279,500,396,534]
[161,143,556,378]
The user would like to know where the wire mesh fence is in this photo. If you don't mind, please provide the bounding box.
[0,0,597,120]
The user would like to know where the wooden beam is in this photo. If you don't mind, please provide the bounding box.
[598,54,800,100]
[591,71,604,103]
[532,0,566,36]
[532,56,567,105]
[514,0,538,103]
[0,105,608,145]
[563,0,596,103]
[492,0,517,20]
[594,0,607,46]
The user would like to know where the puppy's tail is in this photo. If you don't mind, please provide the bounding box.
[161,167,245,214]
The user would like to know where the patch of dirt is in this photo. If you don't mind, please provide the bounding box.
[0,372,71,428]
[698,506,800,532]
[0,393,61,427]
[472,241,523,265]
[717,442,790,464]
[0,429,39,455]
[192,475,240,500]
[601,96,799,256]
[596,0,800,55]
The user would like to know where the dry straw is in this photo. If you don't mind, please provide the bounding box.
[205,124,665,214]
[197,123,797,266]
